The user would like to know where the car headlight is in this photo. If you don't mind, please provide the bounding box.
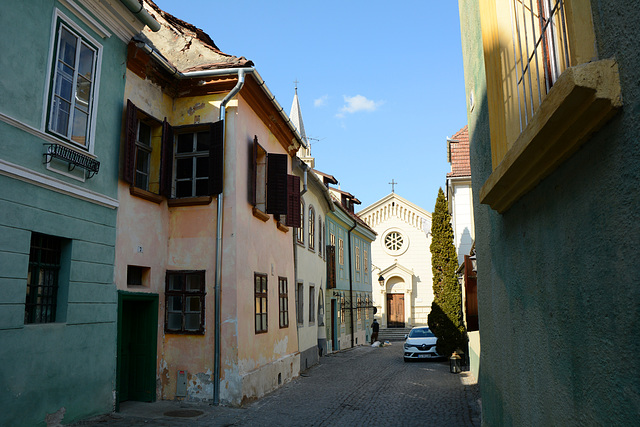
[403,343,410,350]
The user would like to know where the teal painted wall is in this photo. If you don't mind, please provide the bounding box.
[459,0,640,424]
[0,1,131,424]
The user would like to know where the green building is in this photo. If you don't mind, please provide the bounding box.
[458,0,639,424]
[0,1,157,425]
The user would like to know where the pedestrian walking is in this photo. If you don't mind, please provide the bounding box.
[371,318,380,343]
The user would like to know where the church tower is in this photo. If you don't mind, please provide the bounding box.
[289,84,314,168]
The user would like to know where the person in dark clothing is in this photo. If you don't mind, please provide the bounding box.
[371,319,380,343]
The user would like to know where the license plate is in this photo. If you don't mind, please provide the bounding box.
[418,354,429,358]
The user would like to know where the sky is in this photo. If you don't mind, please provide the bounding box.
[153,0,468,213]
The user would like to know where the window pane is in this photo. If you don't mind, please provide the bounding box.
[168,295,183,311]
[78,43,94,80]
[196,131,210,151]
[176,181,192,198]
[255,315,261,331]
[59,28,77,67]
[167,312,182,330]
[184,313,200,331]
[195,178,208,196]
[136,149,149,174]
[261,298,267,313]
[168,275,183,291]
[75,75,91,113]
[51,98,71,135]
[186,274,202,291]
[176,158,193,179]
[70,108,88,145]
[196,156,209,178]
[177,133,194,153]
[186,296,200,312]
[261,313,267,328]
[256,297,261,314]
[54,66,74,101]
[135,171,148,191]
[138,122,151,145]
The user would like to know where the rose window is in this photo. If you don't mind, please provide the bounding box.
[385,231,403,251]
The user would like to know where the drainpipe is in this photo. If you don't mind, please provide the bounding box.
[347,222,357,348]
[119,0,161,32]
[212,68,246,406]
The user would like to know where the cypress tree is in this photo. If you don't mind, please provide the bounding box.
[428,188,465,357]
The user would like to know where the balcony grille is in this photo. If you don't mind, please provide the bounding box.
[43,143,100,178]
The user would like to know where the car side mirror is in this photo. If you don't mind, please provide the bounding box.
[404,334,408,340]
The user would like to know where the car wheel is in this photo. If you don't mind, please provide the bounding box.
[403,357,410,363]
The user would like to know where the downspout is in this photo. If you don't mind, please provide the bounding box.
[347,222,357,348]
[213,68,246,406]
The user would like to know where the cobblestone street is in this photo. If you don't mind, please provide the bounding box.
[76,343,481,426]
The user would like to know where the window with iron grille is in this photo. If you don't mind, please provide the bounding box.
[279,277,289,328]
[25,233,65,324]
[165,271,205,334]
[255,273,268,333]
[340,294,346,324]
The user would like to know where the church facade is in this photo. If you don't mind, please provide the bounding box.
[358,193,433,328]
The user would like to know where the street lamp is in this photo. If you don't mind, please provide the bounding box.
[378,275,385,287]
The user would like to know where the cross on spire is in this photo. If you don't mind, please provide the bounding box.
[389,179,398,193]
[293,79,299,92]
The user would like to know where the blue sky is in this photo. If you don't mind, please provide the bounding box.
[153,0,467,213]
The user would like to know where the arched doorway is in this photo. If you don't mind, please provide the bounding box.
[386,276,405,328]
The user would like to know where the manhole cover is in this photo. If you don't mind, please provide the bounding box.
[163,409,204,418]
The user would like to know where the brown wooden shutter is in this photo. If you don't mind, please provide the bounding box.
[123,99,137,184]
[266,153,288,214]
[326,245,336,289]
[285,175,301,227]
[209,120,224,195]
[159,118,173,197]
[249,136,258,206]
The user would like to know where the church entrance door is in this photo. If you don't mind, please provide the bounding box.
[386,293,405,328]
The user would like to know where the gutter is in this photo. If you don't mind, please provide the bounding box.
[119,0,161,32]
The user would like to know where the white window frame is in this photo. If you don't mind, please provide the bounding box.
[43,10,102,153]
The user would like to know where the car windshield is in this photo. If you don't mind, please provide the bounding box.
[408,328,435,338]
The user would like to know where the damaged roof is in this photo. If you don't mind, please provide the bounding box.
[447,125,471,178]
[141,0,253,72]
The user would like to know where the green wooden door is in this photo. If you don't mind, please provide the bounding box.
[117,293,158,404]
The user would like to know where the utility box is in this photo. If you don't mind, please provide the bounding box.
[176,370,187,397]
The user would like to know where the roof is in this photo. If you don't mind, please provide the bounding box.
[331,194,376,237]
[447,125,471,178]
[142,0,253,72]
[312,169,339,186]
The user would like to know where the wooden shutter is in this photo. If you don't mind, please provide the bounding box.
[209,120,224,195]
[326,245,336,288]
[123,99,137,184]
[285,175,301,227]
[266,153,288,214]
[159,118,173,197]
[249,136,258,206]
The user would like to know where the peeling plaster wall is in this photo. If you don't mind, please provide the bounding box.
[117,72,224,402]
[216,93,300,405]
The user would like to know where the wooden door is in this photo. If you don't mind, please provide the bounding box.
[117,294,158,406]
[386,293,405,328]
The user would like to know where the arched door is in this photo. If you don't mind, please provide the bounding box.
[386,293,405,328]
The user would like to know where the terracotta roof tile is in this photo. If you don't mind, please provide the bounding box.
[447,125,471,178]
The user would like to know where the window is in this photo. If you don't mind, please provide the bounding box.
[250,136,300,226]
[308,206,315,250]
[355,246,360,271]
[255,273,268,333]
[297,200,305,244]
[165,271,205,334]
[338,238,344,265]
[296,282,304,325]
[326,244,336,289]
[175,129,212,198]
[318,219,323,258]
[385,231,403,251]
[309,286,315,324]
[279,277,289,328]
[25,233,65,324]
[478,0,620,212]
[124,101,224,200]
[364,250,368,273]
[340,294,345,324]
[47,17,99,149]
[357,296,362,320]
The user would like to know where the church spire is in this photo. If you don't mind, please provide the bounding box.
[289,82,314,167]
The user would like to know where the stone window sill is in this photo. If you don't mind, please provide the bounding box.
[167,196,213,207]
[480,59,622,213]
[130,186,163,204]
[252,207,270,222]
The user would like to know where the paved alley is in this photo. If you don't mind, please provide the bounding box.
[75,343,480,426]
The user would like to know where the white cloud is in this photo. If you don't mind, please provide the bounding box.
[314,95,329,107]
[339,95,384,115]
